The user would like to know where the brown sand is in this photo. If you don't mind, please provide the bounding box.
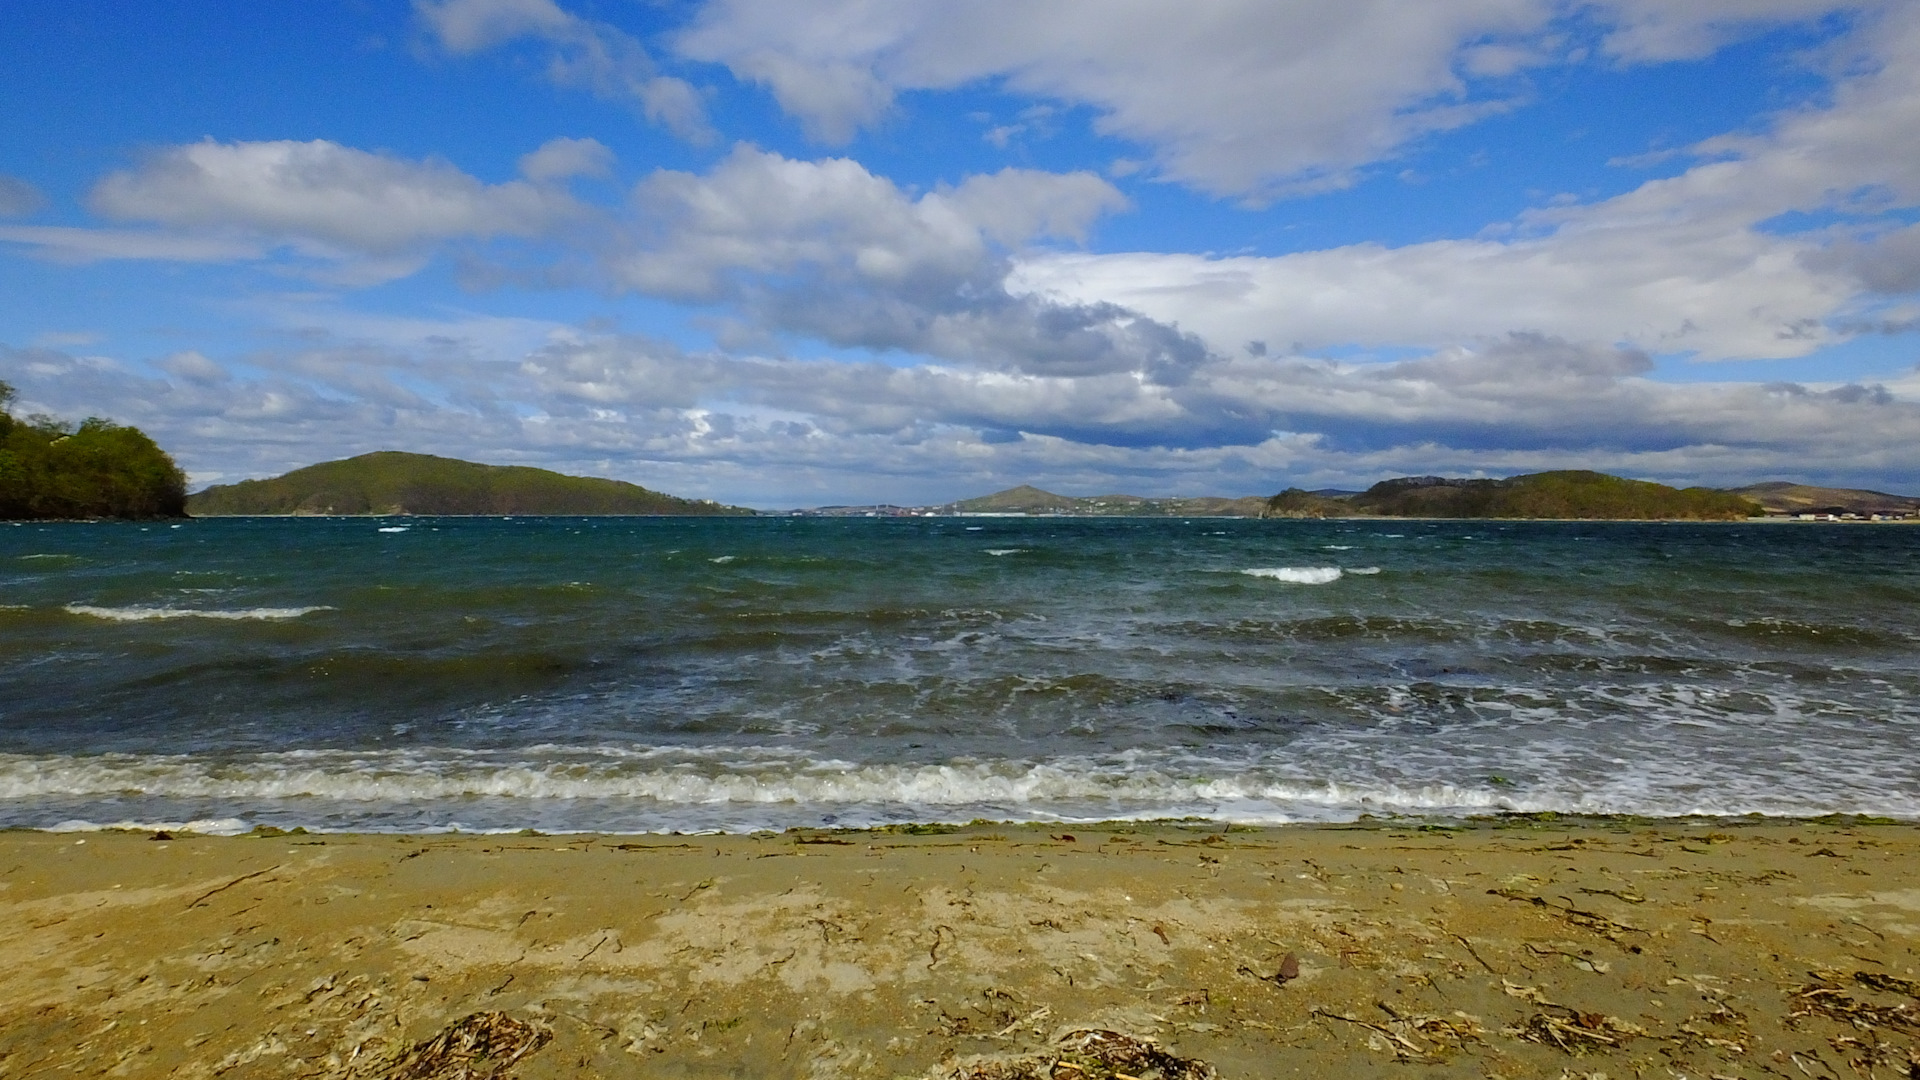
[0,817,1916,1079]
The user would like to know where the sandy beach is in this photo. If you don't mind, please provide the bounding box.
[0,818,1914,1079]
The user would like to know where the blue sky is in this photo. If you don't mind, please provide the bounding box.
[3,0,1918,506]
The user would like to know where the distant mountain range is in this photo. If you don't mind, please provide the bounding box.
[947,484,1270,517]
[187,452,755,516]
[943,472,1920,521]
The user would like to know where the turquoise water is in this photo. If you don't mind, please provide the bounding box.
[1,516,1916,833]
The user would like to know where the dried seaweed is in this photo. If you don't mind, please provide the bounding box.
[1789,984,1920,1036]
[1487,888,1649,943]
[1312,1006,1485,1062]
[373,1011,552,1080]
[1500,982,1646,1055]
[940,1029,1214,1080]
[1854,971,1920,1000]
[1508,1010,1646,1054]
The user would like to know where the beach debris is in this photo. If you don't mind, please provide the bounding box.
[1238,951,1300,986]
[186,865,281,909]
[1854,971,1920,999]
[1788,980,1920,1035]
[1524,942,1611,973]
[937,1028,1215,1080]
[1500,982,1646,1054]
[1311,1006,1485,1062]
[372,1011,552,1080]
[1449,932,1501,974]
[1508,1009,1646,1054]
[1487,888,1648,943]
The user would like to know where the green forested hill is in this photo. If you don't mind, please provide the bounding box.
[0,381,187,519]
[187,452,754,516]
[1265,470,1760,520]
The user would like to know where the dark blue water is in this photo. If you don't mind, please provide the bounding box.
[1,516,1915,832]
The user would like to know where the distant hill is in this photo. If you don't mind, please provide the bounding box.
[1266,471,1759,520]
[187,452,754,517]
[1,379,186,520]
[951,485,1269,517]
[1732,482,1920,516]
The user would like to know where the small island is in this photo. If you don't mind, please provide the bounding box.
[187,451,755,517]
[1264,470,1761,520]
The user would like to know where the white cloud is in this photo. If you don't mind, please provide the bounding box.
[0,175,45,217]
[677,0,1878,199]
[11,322,1916,506]
[616,145,1125,295]
[91,139,578,255]
[679,0,1551,197]
[518,136,614,182]
[1010,7,1920,362]
[606,146,1180,378]
[1589,0,1890,62]
[415,0,711,141]
[0,224,265,264]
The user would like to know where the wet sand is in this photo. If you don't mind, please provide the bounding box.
[0,817,1915,1079]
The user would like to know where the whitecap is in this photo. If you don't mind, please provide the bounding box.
[1348,566,1382,575]
[377,526,410,533]
[710,555,736,564]
[1242,567,1342,584]
[985,549,1025,556]
[64,604,333,622]
[1323,545,1353,550]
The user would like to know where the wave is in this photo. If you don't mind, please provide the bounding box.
[1,736,1915,833]
[1,747,1913,828]
[985,549,1025,556]
[1242,567,1342,584]
[0,750,1519,809]
[63,604,333,622]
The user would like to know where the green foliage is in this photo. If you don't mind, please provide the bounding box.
[186,451,755,516]
[1346,470,1760,520]
[1261,487,1343,518]
[0,380,187,520]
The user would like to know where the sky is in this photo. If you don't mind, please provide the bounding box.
[3,1,1919,507]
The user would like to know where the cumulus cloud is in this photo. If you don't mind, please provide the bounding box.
[91,139,578,254]
[416,0,711,141]
[678,0,1549,197]
[675,0,1878,199]
[0,140,597,282]
[517,136,614,182]
[609,146,1186,378]
[1010,6,1920,362]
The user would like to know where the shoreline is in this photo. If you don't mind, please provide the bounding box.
[4,817,1914,1078]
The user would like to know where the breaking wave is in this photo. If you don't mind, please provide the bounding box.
[63,604,333,622]
[1242,567,1342,584]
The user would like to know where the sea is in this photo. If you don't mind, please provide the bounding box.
[1,515,1915,835]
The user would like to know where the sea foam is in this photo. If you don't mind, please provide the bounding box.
[1242,567,1342,584]
[63,604,332,622]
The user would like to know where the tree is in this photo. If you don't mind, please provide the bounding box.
[0,380,187,519]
